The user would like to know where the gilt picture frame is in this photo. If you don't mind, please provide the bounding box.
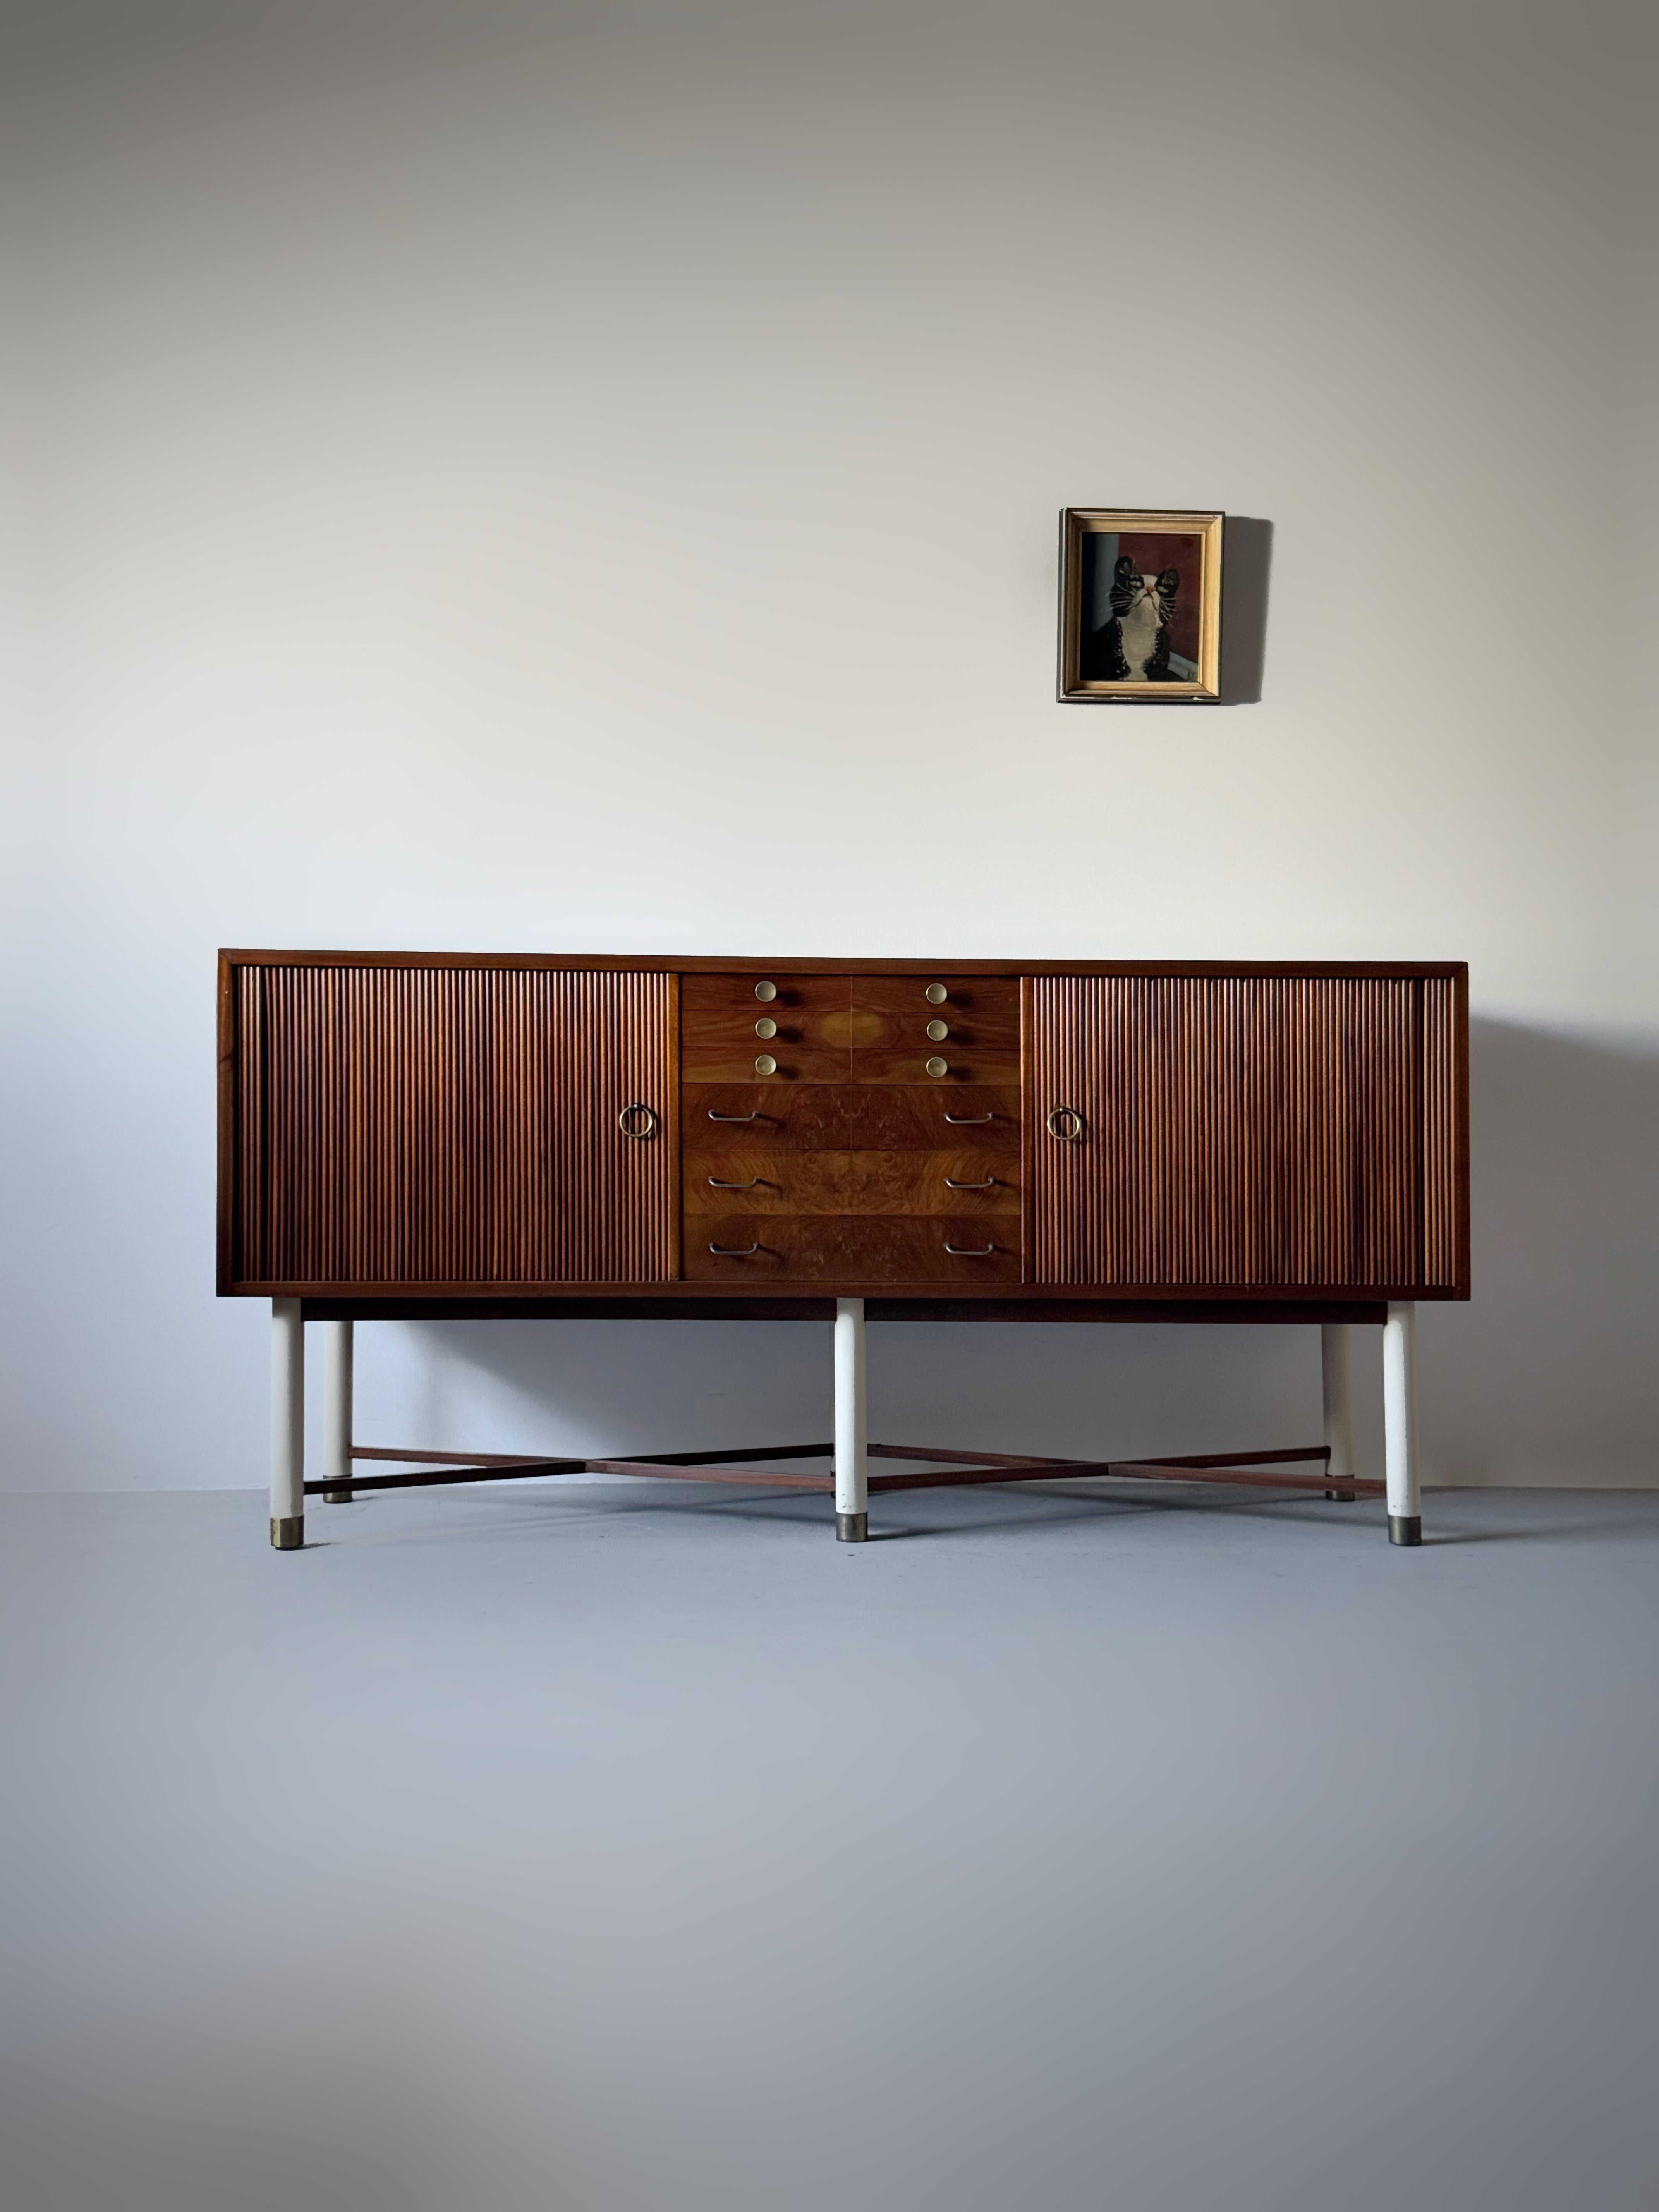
[1058,508,1224,702]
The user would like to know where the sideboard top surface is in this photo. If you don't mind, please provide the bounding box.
[221,951,1467,979]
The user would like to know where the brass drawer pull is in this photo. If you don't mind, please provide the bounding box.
[943,1110,993,1125]
[944,1175,995,1190]
[1046,1105,1086,1142]
[617,1102,658,1139]
[945,1241,996,1257]
[755,1054,778,1076]
[708,1109,760,1122]
[708,1176,761,1189]
[754,1018,778,1038]
[708,1240,760,1257]
[754,981,778,1001]
[925,983,948,1004]
[925,1056,949,1078]
[926,1020,949,1042]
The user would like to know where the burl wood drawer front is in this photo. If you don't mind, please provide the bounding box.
[684,1151,1019,1218]
[683,1085,1022,1153]
[685,1216,1021,1284]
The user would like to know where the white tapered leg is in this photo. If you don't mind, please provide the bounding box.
[270,1298,304,1549]
[1382,1301,1421,1546]
[1321,1323,1356,1501]
[834,1297,868,1542]
[321,1319,354,1504]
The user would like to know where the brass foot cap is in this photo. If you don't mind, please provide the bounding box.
[1388,1513,1422,1547]
[322,1490,354,1504]
[836,1511,868,1544]
[270,1515,304,1550]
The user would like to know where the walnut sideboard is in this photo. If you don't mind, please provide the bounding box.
[219,954,1469,1549]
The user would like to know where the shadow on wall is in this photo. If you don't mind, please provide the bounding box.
[366,1020,1658,1491]
[1424,1019,1659,1486]
[1218,515,1271,706]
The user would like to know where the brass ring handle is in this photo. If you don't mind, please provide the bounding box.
[617,1102,658,1139]
[708,1109,760,1122]
[943,1111,993,1125]
[944,1176,996,1190]
[944,1241,996,1256]
[1046,1105,1086,1142]
[708,1176,761,1189]
[708,1241,760,1256]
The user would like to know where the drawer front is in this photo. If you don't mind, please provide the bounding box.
[684,1084,1022,1154]
[850,975,1021,1085]
[685,1215,1022,1284]
[685,1149,1020,1218]
[681,974,852,1084]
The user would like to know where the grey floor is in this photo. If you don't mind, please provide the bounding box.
[3,1480,1657,2212]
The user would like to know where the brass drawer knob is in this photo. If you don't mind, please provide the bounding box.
[754,981,778,1001]
[617,1102,658,1139]
[755,1054,778,1076]
[925,1019,948,1042]
[755,1017,777,1038]
[925,983,948,1004]
[1046,1104,1086,1141]
[926,1056,948,1078]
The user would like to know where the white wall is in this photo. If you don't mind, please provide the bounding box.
[3,0,1655,1491]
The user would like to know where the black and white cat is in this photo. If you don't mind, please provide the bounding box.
[1097,555,1180,680]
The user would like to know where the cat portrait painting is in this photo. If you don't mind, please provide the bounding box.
[1058,510,1223,702]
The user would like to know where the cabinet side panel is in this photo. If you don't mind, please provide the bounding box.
[1032,974,1429,1289]
[232,965,673,1286]
[1420,974,1462,1289]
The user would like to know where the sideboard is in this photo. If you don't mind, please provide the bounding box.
[219,954,1468,1550]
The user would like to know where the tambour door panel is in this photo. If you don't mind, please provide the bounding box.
[1029,974,1465,1291]
[228,965,675,1286]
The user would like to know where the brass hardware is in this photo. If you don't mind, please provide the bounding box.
[943,1110,993,1124]
[944,1175,995,1190]
[925,1056,948,1078]
[945,1242,995,1256]
[1046,1104,1086,1142]
[709,1240,760,1256]
[925,983,948,1005]
[754,1054,778,1076]
[708,1176,761,1189]
[754,1017,777,1039]
[754,981,778,1001]
[925,1019,948,1042]
[708,1108,760,1122]
[270,1515,304,1550]
[618,1101,658,1139]
[836,1511,868,1542]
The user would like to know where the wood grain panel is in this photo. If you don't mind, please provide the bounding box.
[682,1085,1023,1153]
[680,974,852,1082]
[1030,974,1465,1290]
[685,1216,1022,1284]
[850,975,1021,1085]
[230,965,675,1286]
[685,1151,1019,1217]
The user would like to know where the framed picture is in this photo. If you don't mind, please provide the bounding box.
[1058,509,1223,702]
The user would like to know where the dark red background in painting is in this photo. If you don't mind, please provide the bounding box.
[1116,532,1203,664]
